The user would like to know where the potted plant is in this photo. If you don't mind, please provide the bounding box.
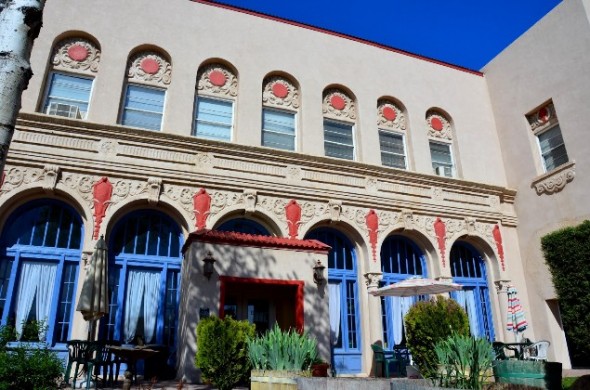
[246,324,318,390]
[310,357,330,377]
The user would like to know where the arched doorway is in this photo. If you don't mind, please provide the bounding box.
[0,199,83,346]
[305,228,361,374]
[450,241,495,340]
[380,235,426,350]
[103,210,183,372]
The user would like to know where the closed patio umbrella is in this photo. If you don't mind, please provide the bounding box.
[76,235,109,339]
[506,285,528,342]
[369,276,463,297]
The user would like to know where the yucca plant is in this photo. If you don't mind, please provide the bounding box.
[247,323,318,372]
[434,332,495,389]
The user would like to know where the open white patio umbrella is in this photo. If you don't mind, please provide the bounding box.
[76,235,109,339]
[370,276,463,297]
[506,285,528,342]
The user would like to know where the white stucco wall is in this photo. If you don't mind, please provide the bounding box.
[21,0,508,186]
[483,0,590,367]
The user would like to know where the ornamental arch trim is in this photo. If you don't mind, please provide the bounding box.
[0,185,94,246]
[426,107,454,141]
[447,233,502,283]
[210,208,283,237]
[126,45,172,87]
[262,71,300,111]
[103,196,192,240]
[196,58,239,99]
[49,32,101,75]
[377,96,408,132]
[322,84,357,122]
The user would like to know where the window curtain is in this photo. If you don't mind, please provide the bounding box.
[15,262,57,340]
[465,290,481,337]
[391,296,415,346]
[328,282,341,346]
[124,269,161,343]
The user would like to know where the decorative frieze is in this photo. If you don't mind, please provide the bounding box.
[363,272,383,288]
[197,63,238,98]
[262,76,299,110]
[0,167,44,195]
[322,88,356,121]
[243,189,257,213]
[42,165,60,193]
[127,51,172,86]
[52,37,101,74]
[426,110,452,140]
[531,161,575,195]
[377,99,406,132]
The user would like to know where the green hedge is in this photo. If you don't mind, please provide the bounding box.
[541,220,590,366]
[404,296,470,378]
[195,316,255,390]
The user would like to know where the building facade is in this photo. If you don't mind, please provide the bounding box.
[0,0,586,379]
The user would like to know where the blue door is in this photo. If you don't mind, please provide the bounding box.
[380,235,426,350]
[305,228,361,374]
[450,242,495,340]
[0,200,83,351]
[102,210,182,373]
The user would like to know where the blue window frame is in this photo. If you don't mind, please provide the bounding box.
[103,210,182,359]
[121,84,165,131]
[216,218,271,236]
[450,242,495,340]
[379,236,426,350]
[305,228,361,374]
[324,119,354,160]
[0,200,83,347]
[262,108,296,151]
[42,72,93,119]
[193,97,233,141]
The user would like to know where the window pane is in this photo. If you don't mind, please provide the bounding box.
[379,130,406,169]
[194,97,233,141]
[121,84,165,131]
[54,263,78,342]
[262,109,295,150]
[430,142,453,177]
[43,73,92,119]
[324,120,354,160]
[538,125,569,171]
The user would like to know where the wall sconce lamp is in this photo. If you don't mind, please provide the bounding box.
[202,251,216,280]
[313,259,326,286]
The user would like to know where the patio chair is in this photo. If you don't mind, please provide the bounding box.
[371,344,404,378]
[492,342,509,360]
[64,340,92,388]
[523,340,550,361]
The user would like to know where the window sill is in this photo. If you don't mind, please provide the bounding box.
[531,161,575,195]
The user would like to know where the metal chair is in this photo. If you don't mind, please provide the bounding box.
[371,344,404,377]
[523,340,550,361]
[64,340,92,388]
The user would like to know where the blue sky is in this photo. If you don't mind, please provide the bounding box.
[210,0,561,70]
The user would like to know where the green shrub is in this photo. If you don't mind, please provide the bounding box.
[195,316,255,390]
[0,344,64,390]
[404,296,470,378]
[246,323,318,372]
[541,220,590,367]
[434,332,494,389]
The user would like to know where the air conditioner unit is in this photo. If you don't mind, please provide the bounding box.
[435,166,446,176]
[47,102,82,119]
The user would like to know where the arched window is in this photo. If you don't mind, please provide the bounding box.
[305,228,361,374]
[322,88,357,161]
[378,98,408,170]
[261,75,299,151]
[103,210,182,360]
[193,63,238,142]
[119,50,171,131]
[216,218,270,236]
[0,200,83,346]
[426,109,455,177]
[41,36,101,119]
[450,242,495,340]
[380,235,426,349]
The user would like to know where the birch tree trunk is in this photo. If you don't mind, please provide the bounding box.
[0,0,45,176]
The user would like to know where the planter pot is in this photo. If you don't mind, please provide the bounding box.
[251,370,310,390]
[311,363,330,377]
[493,360,562,390]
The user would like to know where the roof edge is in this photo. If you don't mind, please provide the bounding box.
[192,0,483,77]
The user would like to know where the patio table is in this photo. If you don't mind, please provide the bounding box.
[107,345,159,384]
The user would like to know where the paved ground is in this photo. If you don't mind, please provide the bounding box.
[64,368,590,389]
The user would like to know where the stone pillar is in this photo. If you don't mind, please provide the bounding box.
[494,279,512,342]
[364,272,383,377]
